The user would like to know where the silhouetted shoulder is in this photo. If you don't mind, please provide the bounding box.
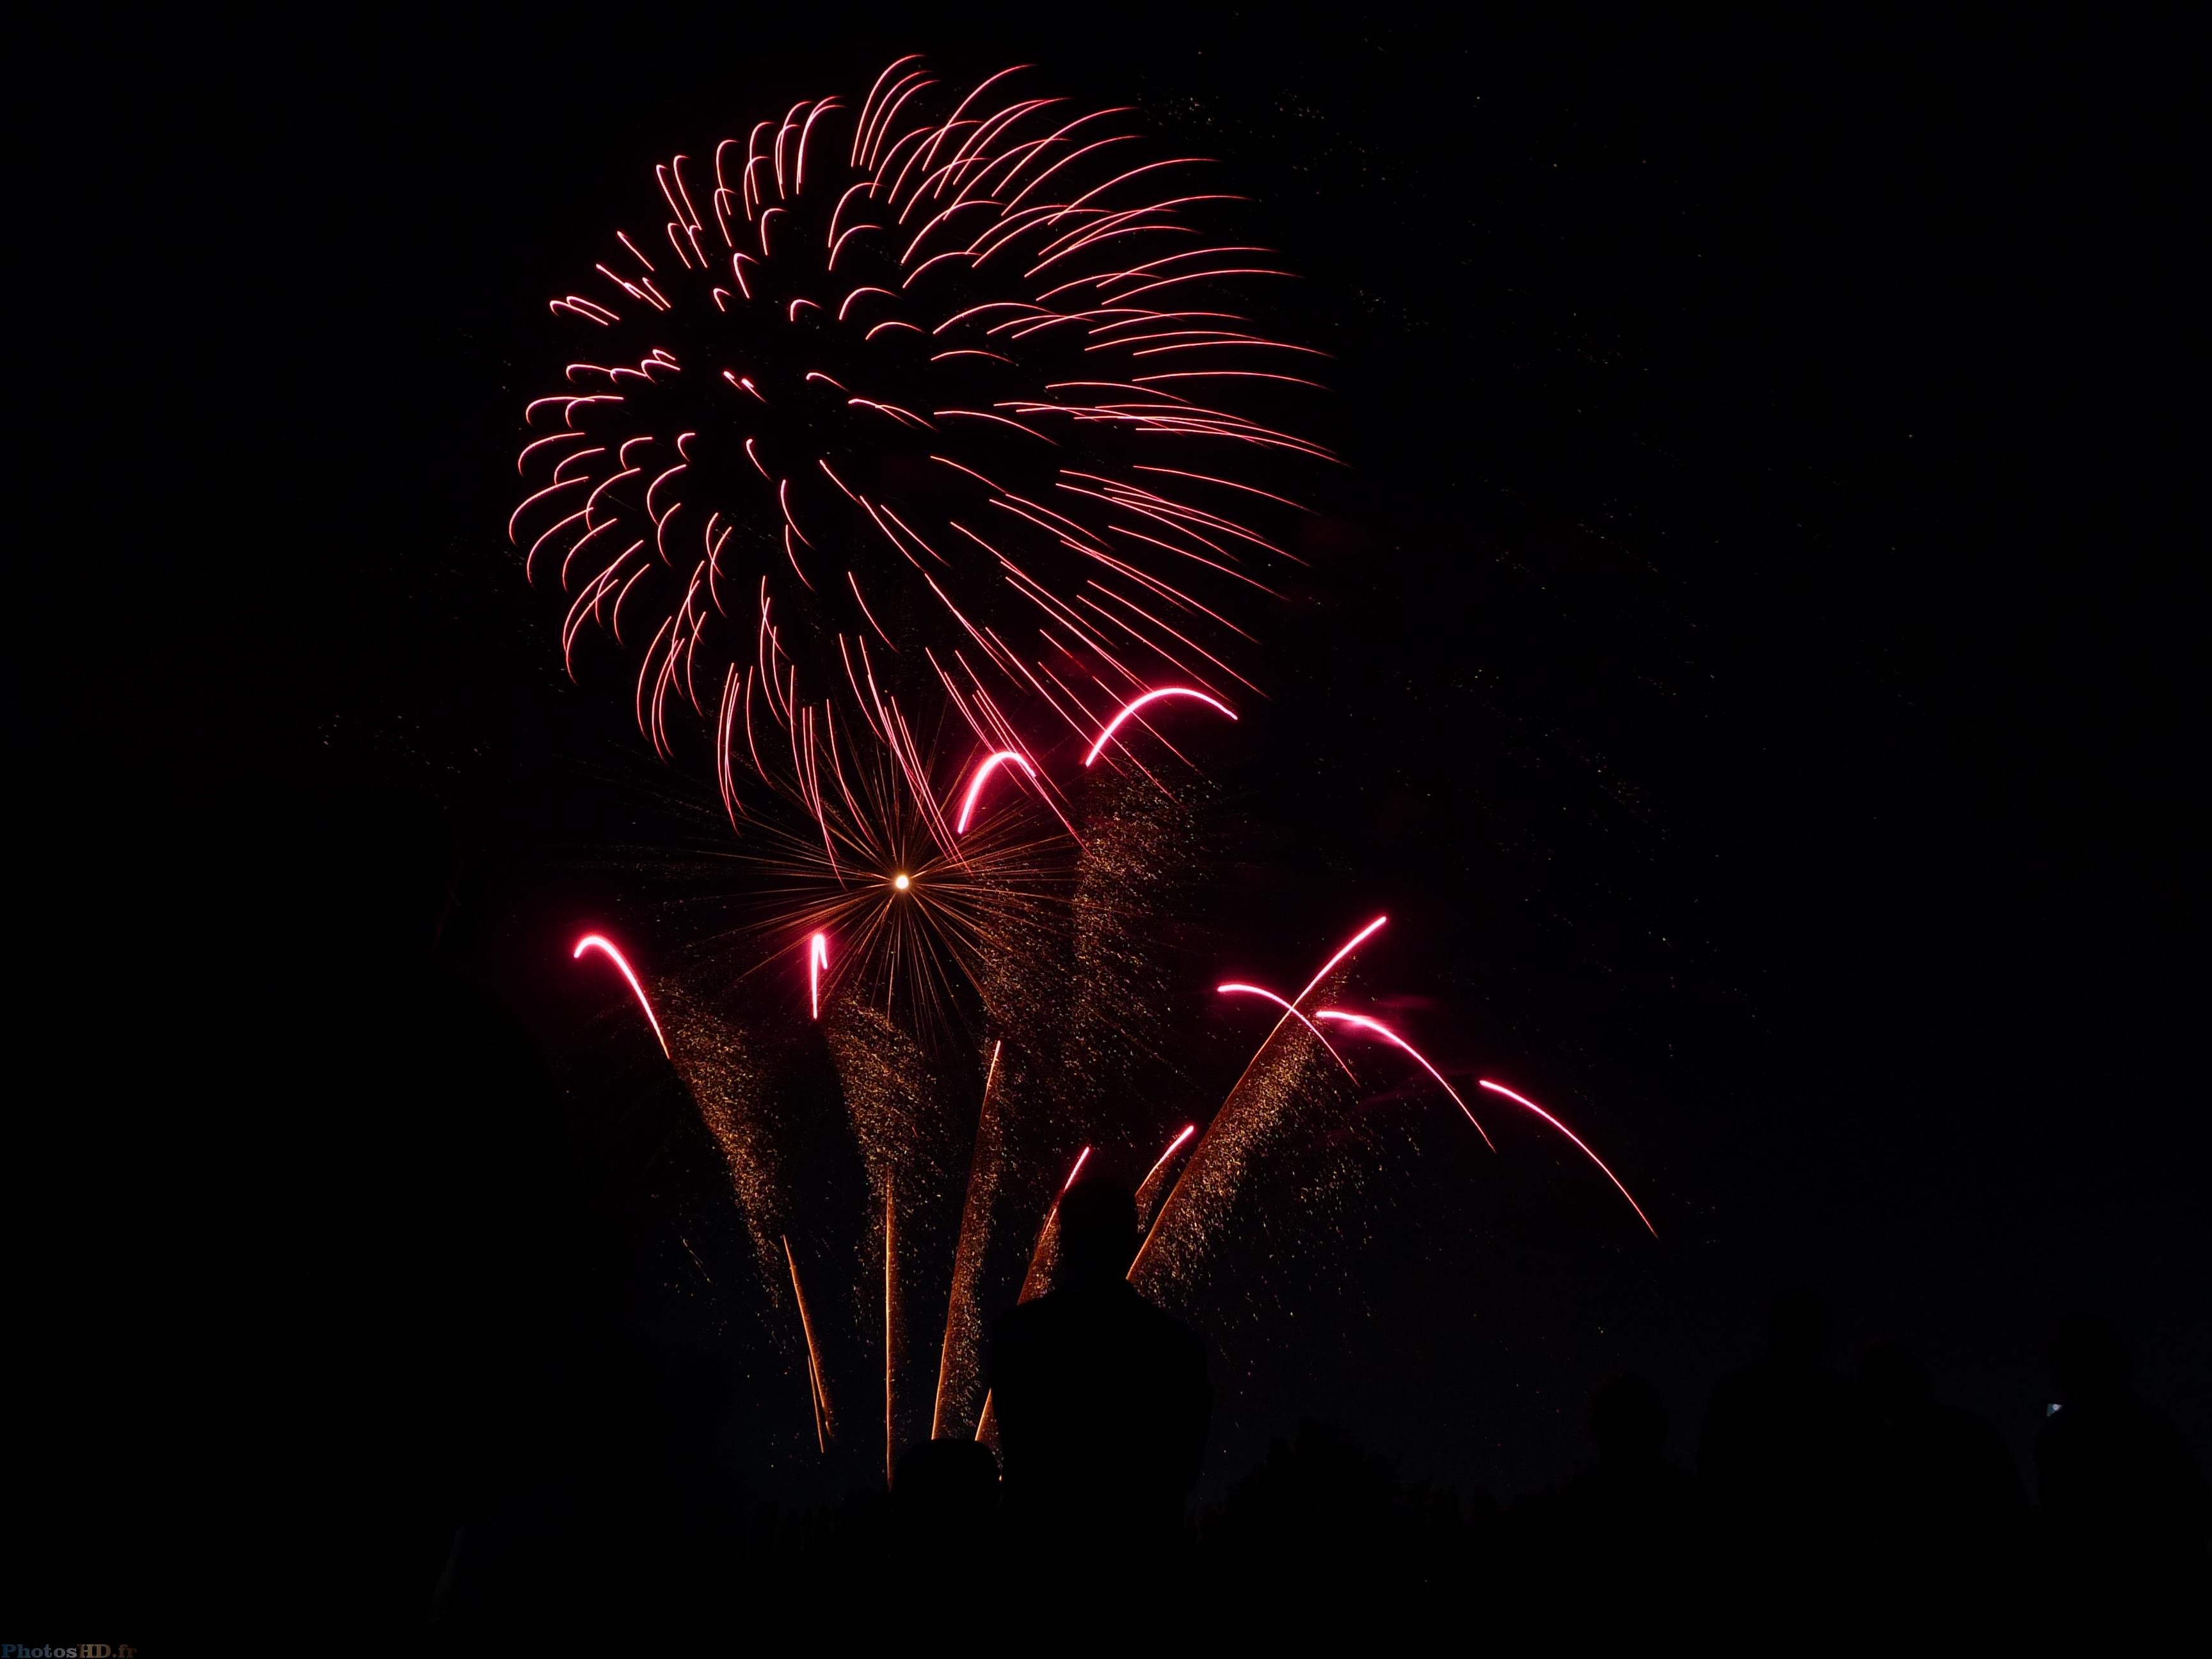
[990,1280,1211,1532]
[2039,1395,2212,1534]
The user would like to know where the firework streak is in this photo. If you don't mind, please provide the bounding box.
[1477,1078,1657,1236]
[572,933,671,1055]
[932,1041,1007,1438]
[1128,917,1389,1292]
[972,1144,1092,1448]
[510,56,1326,862]
[1313,1009,1496,1151]
[1135,1123,1199,1228]
[784,1235,833,1450]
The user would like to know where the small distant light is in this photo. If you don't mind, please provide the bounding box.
[892,873,910,891]
[2047,1403,2062,1417]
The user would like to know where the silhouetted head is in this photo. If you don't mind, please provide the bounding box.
[1055,1169,1138,1290]
[1861,1342,1932,1416]
[894,1438,999,1527]
[2051,1317,2129,1407]
[1587,1374,1667,1465]
[1768,1287,1831,1365]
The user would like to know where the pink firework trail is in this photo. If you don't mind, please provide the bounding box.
[511,57,1327,848]
[1215,982,1356,1077]
[1135,1122,1199,1227]
[572,933,670,1057]
[808,929,831,1018]
[1224,914,1389,1057]
[1313,1009,1495,1150]
[1139,1123,1198,1192]
[1081,686,1238,766]
[1059,1145,1094,1193]
[953,748,1037,832]
[1478,1079,1658,1237]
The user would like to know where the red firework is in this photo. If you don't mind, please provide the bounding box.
[510,56,1327,847]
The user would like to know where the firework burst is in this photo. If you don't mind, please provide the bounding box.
[533,58,1658,1490]
[510,56,1327,853]
[675,722,1081,1041]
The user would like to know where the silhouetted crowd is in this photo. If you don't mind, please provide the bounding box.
[294,801,2212,1648]
[415,1171,2211,1649]
[696,1222,2207,1651]
[17,788,2198,1648]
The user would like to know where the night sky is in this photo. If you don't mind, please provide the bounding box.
[13,5,2202,1531]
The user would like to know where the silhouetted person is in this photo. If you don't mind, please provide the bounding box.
[989,1169,1210,1572]
[897,1437,1000,1523]
[1859,1342,2024,1627]
[1699,1289,1876,1628]
[1199,1420,1467,1640]
[1569,1375,1703,1529]
[890,1438,1001,1592]
[1532,1376,1704,1637]
[1861,1343,2023,1520]
[2035,1317,2211,1643]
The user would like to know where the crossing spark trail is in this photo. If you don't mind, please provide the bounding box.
[510,56,1327,849]
[1477,1078,1658,1237]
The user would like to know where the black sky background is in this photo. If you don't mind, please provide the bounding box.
[12,4,2203,1521]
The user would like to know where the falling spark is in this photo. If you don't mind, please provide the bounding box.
[1313,1010,1496,1151]
[1081,687,1238,766]
[571,933,670,1057]
[1479,1079,1658,1237]
[933,1041,1004,1439]
[808,929,830,1018]
[784,1235,831,1450]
